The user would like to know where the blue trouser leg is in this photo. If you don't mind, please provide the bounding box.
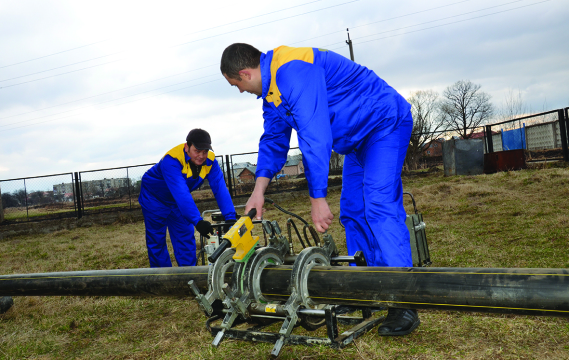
[167,207,197,267]
[142,206,173,268]
[340,155,378,265]
[340,113,413,267]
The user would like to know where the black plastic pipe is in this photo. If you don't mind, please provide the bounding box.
[259,266,569,317]
[2,266,569,318]
[0,267,210,297]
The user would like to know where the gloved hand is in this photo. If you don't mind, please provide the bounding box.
[222,219,237,233]
[195,220,214,239]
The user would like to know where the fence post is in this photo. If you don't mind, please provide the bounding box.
[558,109,569,162]
[74,172,83,219]
[0,184,3,223]
[564,108,569,160]
[485,125,494,153]
[24,179,29,222]
[127,167,132,209]
[225,155,233,198]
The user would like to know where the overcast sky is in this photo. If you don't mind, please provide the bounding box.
[1,0,568,181]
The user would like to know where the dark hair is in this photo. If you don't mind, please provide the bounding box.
[220,43,262,80]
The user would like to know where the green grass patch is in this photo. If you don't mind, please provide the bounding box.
[1,167,569,359]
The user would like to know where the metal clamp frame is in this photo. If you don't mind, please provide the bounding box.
[206,305,384,356]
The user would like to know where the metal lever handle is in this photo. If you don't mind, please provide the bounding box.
[245,208,257,219]
[208,240,230,263]
[208,209,257,263]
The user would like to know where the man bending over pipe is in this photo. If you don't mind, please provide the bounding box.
[220,44,417,336]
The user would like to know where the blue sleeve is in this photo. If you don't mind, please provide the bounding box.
[256,102,292,180]
[207,159,237,221]
[160,155,202,225]
[277,60,332,198]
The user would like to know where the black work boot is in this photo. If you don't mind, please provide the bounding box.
[377,308,420,336]
[0,296,14,314]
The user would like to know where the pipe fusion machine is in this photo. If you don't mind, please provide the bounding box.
[192,195,430,356]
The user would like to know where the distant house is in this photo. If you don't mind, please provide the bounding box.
[233,162,254,170]
[236,166,257,183]
[231,155,303,182]
[278,154,304,177]
[232,162,257,183]
[470,130,500,139]
[423,138,445,157]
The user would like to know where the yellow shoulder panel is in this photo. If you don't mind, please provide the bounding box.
[164,144,193,178]
[199,150,216,179]
[163,145,217,179]
[266,46,314,108]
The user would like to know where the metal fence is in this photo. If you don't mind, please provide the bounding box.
[2,107,568,225]
[484,108,569,162]
[76,164,154,217]
[225,147,344,198]
[0,173,77,223]
[0,153,260,224]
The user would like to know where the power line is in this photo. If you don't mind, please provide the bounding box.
[0,0,551,132]
[0,0,323,70]
[327,0,550,50]
[290,0,474,46]
[168,0,359,50]
[0,65,216,121]
[0,40,109,70]
[0,79,223,132]
[0,73,219,128]
[0,0,478,121]
[0,0,357,89]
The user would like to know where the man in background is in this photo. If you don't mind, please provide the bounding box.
[139,129,236,267]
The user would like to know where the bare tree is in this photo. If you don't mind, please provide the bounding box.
[329,151,344,173]
[440,80,494,139]
[499,88,528,130]
[406,89,447,170]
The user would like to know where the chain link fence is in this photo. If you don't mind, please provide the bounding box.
[0,173,77,224]
[227,147,345,198]
[2,107,568,224]
[77,164,154,216]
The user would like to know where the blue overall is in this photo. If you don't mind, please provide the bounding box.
[255,46,413,267]
[139,144,236,267]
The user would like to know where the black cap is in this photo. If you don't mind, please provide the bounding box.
[186,128,212,150]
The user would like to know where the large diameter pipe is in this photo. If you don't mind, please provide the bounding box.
[0,267,210,297]
[260,266,569,317]
[2,265,569,318]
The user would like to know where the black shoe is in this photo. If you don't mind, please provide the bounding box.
[0,296,13,314]
[377,308,420,336]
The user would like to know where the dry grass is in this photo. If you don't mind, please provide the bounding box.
[1,164,569,359]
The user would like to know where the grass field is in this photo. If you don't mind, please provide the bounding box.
[1,164,569,359]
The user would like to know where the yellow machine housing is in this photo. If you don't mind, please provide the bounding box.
[223,216,259,262]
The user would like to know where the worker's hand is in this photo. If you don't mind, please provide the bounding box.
[195,220,214,239]
[245,190,266,220]
[222,219,237,233]
[310,197,334,233]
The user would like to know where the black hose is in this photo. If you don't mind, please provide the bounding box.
[307,225,322,247]
[302,225,313,248]
[287,218,306,249]
[264,197,309,226]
